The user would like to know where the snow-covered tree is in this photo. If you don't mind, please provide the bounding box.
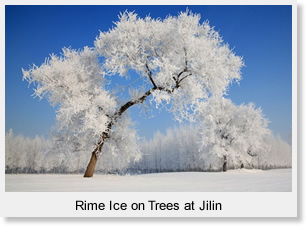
[5,129,15,173]
[24,135,44,173]
[5,129,46,173]
[22,10,243,177]
[129,124,202,173]
[253,134,292,169]
[198,97,270,171]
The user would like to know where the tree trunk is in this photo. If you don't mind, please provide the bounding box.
[223,156,227,172]
[84,141,104,177]
[83,123,110,177]
[84,151,98,177]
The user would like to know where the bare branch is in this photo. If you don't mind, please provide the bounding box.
[178,72,192,84]
[145,62,157,89]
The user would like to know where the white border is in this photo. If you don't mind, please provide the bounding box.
[1,0,298,219]
[1,192,297,217]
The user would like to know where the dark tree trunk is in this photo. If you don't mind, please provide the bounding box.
[84,140,105,177]
[223,156,227,172]
[83,120,112,177]
[84,151,99,177]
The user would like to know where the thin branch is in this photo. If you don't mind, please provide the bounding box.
[154,48,164,63]
[145,62,157,89]
[178,72,192,83]
[183,47,188,69]
[171,47,191,89]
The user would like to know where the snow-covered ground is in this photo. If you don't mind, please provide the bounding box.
[5,168,291,192]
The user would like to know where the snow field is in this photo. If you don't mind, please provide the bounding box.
[5,168,291,192]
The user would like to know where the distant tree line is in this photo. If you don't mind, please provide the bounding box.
[5,125,292,174]
[129,125,292,173]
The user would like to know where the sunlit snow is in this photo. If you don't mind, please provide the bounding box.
[6,168,291,192]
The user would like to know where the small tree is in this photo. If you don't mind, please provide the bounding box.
[198,97,270,171]
[22,10,243,177]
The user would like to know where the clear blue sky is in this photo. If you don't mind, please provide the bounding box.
[5,5,292,141]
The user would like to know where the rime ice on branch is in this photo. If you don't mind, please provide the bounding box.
[22,10,244,177]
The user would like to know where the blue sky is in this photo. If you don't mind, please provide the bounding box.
[5,5,292,141]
